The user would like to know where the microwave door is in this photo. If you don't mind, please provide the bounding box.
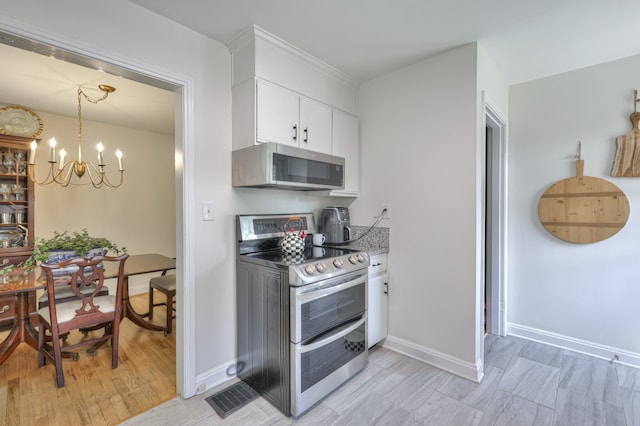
[274,153,343,189]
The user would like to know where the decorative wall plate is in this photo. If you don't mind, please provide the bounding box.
[0,106,43,138]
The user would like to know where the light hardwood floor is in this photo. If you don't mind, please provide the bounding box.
[125,334,639,426]
[0,294,177,425]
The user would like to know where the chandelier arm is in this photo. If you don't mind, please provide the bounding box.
[28,161,76,187]
[84,161,123,189]
[101,171,124,189]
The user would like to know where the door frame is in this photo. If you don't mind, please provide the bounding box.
[483,98,508,337]
[0,17,197,396]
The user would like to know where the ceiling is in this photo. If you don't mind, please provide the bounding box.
[131,0,640,84]
[3,0,640,136]
[0,41,176,136]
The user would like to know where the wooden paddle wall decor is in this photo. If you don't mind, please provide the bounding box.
[538,152,630,244]
[611,89,640,176]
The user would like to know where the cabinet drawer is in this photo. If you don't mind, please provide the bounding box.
[0,294,16,320]
[369,254,388,275]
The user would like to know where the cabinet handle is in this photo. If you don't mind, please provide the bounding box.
[292,124,298,141]
[1,305,9,313]
[303,127,308,143]
[383,282,388,295]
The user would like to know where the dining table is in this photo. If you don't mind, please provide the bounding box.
[102,253,176,333]
[0,253,176,365]
[0,269,42,365]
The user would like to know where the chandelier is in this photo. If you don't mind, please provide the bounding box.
[28,84,124,188]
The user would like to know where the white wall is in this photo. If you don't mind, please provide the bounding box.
[31,111,175,293]
[354,44,481,379]
[509,54,640,366]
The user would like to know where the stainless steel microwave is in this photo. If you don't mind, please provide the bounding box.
[232,142,345,191]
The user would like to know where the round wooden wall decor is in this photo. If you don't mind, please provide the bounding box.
[538,160,630,243]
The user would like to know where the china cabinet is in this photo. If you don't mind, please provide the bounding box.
[0,134,34,266]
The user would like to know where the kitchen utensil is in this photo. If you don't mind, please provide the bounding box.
[320,207,352,244]
[611,92,640,176]
[312,233,326,246]
[538,159,629,243]
[281,230,305,254]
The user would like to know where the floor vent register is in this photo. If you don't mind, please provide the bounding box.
[205,381,259,418]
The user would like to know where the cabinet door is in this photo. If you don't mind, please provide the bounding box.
[0,135,34,265]
[331,110,359,196]
[299,97,332,154]
[256,80,299,146]
[368,271,388,348]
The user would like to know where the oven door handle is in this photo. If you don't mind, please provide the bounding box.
[297,315,366,354]
[297,275,366,304]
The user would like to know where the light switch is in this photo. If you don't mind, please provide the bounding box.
[202,201,215,221]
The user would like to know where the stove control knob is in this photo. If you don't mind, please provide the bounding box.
[356,254,366,263]
[333,259,343,269]
[348,256,358,265]
[304,265,316,275]
[315,263,326,273]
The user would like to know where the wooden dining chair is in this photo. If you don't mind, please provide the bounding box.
[37,253,129,388]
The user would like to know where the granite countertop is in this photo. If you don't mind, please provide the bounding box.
[326,225,389,255]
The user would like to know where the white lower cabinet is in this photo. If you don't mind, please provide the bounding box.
[368,253,388,348]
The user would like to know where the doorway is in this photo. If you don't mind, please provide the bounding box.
[483,103,507,337]
[0,22,195,397]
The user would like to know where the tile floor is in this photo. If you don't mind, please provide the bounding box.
[122,335,640,425]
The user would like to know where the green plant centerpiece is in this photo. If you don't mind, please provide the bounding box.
[23,229,126,271]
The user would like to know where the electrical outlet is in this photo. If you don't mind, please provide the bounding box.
[382,204,391,219]
[197,383,206,393]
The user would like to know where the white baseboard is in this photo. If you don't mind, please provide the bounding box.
[507,322,640,369]
[383,335,483,383]
[193,359,239,396]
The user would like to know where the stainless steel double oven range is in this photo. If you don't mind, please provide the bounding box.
[236,213,369,417]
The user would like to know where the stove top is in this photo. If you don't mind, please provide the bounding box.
[241,246,369,286]
[237,213,369,286]
[244,246,355,265]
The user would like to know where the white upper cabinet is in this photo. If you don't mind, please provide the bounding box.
[230,25,360,195]
[299,96,332,154]
[256,80,299,146]
[256,80,333,153]
[331,110,359,196]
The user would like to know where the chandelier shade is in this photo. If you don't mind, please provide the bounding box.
[28,84,124,188]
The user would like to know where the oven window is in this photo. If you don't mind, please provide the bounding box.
[300,322,366,392]
[300,282,365,342]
